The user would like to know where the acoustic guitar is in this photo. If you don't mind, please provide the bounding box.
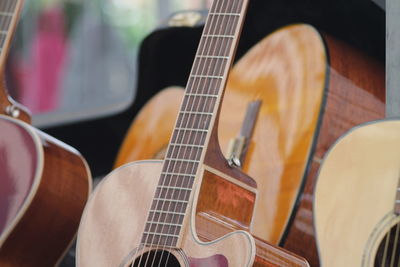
[115,23,331,245]
[0,0,92,265]
[76,0,309,266]
[313,119,400,266]
[115,20,385,262]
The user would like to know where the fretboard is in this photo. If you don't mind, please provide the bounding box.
[141,0,250,248]
[0,0,18,58]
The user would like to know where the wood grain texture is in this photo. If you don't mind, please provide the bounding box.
[0,116,91,266]
[196,214,309,267]
[196,168,256,231]
[314,120,400,266]
[77,160,309,267]
[282,34,385,266]
[115,24,327,243]
[76,161,256,267]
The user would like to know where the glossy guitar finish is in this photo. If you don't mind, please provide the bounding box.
[77,161,256,267]
[314,120,400,266]
[282,35,385,266]
[77,160,309,267]
[0,115,91,266]
[115,24,328,244]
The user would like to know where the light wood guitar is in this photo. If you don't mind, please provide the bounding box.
[76,0,309,266]
[314,119,400,266]
[0,1,92,265]
[115,21,385,263]
[115,23,330,245]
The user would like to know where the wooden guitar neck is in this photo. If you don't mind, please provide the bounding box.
[0,0,30,123]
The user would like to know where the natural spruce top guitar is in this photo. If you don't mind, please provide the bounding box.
[314,119,400,266]
[76,0,309,266]
[0,0,91,265]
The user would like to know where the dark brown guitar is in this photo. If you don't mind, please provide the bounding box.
[0,0,92,266]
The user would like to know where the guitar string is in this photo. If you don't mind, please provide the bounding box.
[152,0,234,265]
[131,0,227,266]
[155,0,239,265]
[383,226,391,267]
[157,1,243,266]
[389,221,399,267]
[136,0,224,264]
[156,0,242,265]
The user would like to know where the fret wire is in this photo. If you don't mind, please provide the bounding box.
[147,221,182,227]
[161,172,196,177]
[157,185,192,191]
[179,110,213,115]
[174,127,208,133]
[209,12,241,16]
[190,74,223,79]
[196,55,229,59]
[165,158,200,163]
[149,210,186,216]
[185,93,218,98]
[142,232,180,238]
[203,34,235,38]
[181,94,217,113]
[153,198,189,204]
[169,143,204,148]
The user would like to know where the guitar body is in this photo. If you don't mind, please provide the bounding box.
[314,120,400,266]
[0,115,91,266]
[282,32,385,265]
[76,160,256,267]
[116,24,329,244]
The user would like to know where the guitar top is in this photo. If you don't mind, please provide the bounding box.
[314,119,400,266]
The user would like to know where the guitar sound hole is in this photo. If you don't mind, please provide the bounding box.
[374,222,400,266]
[132,250,180,267]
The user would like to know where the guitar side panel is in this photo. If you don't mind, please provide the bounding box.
[0,128,91,266]
[0,117,43,241]
[282,34,385,265]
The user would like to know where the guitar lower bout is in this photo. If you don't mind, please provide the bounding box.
[76,160,256,267]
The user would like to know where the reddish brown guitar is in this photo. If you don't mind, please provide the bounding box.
[281,36,385,265]
[0,1,92,266]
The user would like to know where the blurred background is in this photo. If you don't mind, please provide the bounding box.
[7,0,211,127]
[5,0,385,178]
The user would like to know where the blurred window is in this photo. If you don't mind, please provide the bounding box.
[7,0,210,127]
